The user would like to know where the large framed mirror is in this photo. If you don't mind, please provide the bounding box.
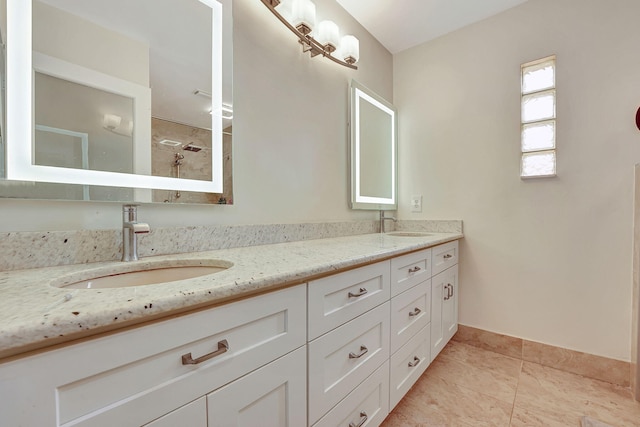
[0,0,233,204]
[349,80,397,210]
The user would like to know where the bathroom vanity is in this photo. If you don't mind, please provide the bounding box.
[0,233,461,426]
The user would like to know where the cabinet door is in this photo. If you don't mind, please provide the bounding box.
[207,346,306,427]
[430,265,458,362]
[442,264,459,343]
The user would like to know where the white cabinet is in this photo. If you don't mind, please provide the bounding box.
[208,346,307,427]
[0,285,306,426]
[430,264,459,362]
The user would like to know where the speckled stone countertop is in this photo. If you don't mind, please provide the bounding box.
[0,231,462,359]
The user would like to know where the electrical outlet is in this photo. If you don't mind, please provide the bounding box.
[411,195,422,213]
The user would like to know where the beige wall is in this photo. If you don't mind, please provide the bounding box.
[394,0,640,361]
[0,0,392,231]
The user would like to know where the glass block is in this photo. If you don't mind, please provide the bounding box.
[522,60,555,94]
[521,151,556,177]
[522,90,555,123]
[521,121,555,152]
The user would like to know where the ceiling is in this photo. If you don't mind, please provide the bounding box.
[335,0,529,54]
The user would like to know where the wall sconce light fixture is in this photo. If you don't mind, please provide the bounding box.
[103,114,133,137]
[261,0,359,70]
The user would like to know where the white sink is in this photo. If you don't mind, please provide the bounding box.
[51,259,232,289]
[386,232,433,237]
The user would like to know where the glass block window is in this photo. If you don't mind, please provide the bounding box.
[521,56,556,178]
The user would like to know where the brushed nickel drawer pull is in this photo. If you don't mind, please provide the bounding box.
[443,254,453,259]
[409,307,422,317]
[348,287,368,298]
[181,339,229,365]
[349,345,368,359]
[408,266,421,273]
[448,283,453,299]
[408,356,421,368]
[349,411,368,427]
[444,284,451,301]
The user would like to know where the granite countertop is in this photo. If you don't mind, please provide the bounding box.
[0,231,462,359]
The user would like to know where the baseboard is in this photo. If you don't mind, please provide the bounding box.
[452,324,630,388]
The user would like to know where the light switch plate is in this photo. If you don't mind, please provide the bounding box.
[411,195,422,213]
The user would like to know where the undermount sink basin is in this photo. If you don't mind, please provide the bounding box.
[386,232,433,237]
[51,259,233,290]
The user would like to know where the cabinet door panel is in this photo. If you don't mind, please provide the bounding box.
[308,261,390,340]
[313,361,389,427]
[432,241,458,276]
[390,249,431,297]
[144,397,206,427]
[389,325,430,410]
[430,274,445,362]
[390,279,431,351]
[308,302,390,425]
[442,265,459,343]
[207,346,307,427]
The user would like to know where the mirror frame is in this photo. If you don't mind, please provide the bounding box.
[349,80,397,210]
[5,0,224,194]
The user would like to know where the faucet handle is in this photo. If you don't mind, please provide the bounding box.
[131,223,150,234]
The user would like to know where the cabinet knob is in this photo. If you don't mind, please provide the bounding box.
[408,356,421,368]
[181,339,229,365]
[348,287,368,298]
[409,307,421,317]
[348,411,368,427]
[443,254,453,259]
[348,345,369,359]
[408,266,421,273]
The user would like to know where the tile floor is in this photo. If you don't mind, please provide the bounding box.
[381,341,640,427]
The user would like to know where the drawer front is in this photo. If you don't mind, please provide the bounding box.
[308,302,390,425]
[390,249,432,297]
[313,360,390,427]
[308,261,390,340]
[144,397,207,427]
[389,324,431,411]
[16,285,307,427]
[390,279,431,351]
[207,346,307,427]
[432,240,459,276]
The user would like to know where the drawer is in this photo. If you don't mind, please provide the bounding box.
[390,248,431,297]
[144,397,207,427]
[308,302,390,425]
[432,240,459,276]
[390,279,431,351]
[389,324,431,411]
[308,261,390,340]
[313,360,390,427]
[2,284,306,427]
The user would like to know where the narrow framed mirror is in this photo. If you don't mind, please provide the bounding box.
[349,80,397,210]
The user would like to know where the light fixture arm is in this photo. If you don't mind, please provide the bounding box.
[260,0,358,70]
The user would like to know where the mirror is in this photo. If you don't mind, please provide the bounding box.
[0,0,233,204]
[349,80,397,210]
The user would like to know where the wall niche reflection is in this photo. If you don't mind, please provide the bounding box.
[151,118,233,204]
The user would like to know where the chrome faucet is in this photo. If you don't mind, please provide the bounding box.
[380,210,397,233]
[122,204,150,262]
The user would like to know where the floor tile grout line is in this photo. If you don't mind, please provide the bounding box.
[508,359,524,426]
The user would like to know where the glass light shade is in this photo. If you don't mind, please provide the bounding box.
[275,0,294,22]
[103,114,122,130]
[317,20,340,51]
[341,35,359,64]
[291,0,316,32]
